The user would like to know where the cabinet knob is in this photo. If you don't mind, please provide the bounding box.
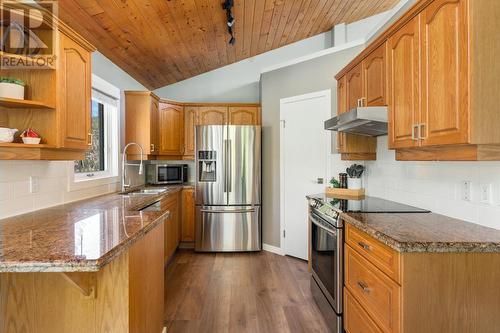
[88,133,93,146]
[419,123,426,140]
[357,281,371,293]
[358,241,371,251]
[150,144,155,152]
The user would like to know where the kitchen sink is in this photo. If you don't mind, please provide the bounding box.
[120,188,168,196]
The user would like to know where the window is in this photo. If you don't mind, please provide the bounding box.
[71,74,120,185]
[74,100,106,175]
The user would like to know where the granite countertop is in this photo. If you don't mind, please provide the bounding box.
[0,185,184,273]
[307,193,500,253]
[343,211,500,253]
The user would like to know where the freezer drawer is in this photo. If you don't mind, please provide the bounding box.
[195,206,261,252]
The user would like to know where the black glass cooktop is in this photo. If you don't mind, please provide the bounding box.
[309,194,430,213]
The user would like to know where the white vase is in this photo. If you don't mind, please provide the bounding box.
[0,82,25,100]
[347,178,362,190]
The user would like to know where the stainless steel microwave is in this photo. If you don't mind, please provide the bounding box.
[146,164,188,185]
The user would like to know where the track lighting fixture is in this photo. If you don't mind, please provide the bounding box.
[222,0,236,45]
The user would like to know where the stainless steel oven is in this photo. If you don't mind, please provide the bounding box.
[309,203,343,333]
[146,164,188,185]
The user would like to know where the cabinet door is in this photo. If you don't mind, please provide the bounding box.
[181,188,195,242]
[387,17,420,149]
[184,106,197,156]
[337,75,347,153]
[198,106,228,125]
[158,103,184,155]
[420,0,469,146]
[58,33,91,149]
[163,193,179,262]
[150,98,159,155]
[346,63,363,110]
[363,44,386,106]
[228,106,261,125]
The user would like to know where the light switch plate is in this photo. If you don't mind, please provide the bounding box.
[480,183,492,204]
[30,176,39,193]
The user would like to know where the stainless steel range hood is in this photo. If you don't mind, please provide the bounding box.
[324,106,388,137]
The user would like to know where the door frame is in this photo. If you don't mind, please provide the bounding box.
[279,89,332,257]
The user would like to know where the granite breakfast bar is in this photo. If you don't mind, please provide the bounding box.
[0,187,181,333]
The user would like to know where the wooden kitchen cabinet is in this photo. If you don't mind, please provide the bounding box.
[184,106,198,157]
[162,192,181,263]
[198,106,228,125]
[362,44,386,107]
[181,187,195,243]
[158,103,184,156]
[344,224,500,333]
[228,106,261,125]
[337,75,377,160]
[346,63,363,111]
[387,16,420,149]
[125,91,159,159]
[420,0,469,147]
[58,33,92,150]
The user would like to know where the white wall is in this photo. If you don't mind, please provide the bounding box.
[0,52,146,219]
[364,137,500,230]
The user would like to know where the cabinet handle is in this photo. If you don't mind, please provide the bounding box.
[357,281,371,293]
[412,124,419,141]
[358,241,371,251]
[88,133,92,146]
[150,144,155,152]
[419,123,426,140]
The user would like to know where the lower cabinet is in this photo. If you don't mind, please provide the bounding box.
[344,224,500,333]
[162,192,181,263]
[181,188,195,243]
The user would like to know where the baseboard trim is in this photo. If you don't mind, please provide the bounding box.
[263,243,285,256]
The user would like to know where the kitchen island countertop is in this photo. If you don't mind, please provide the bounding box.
[0,186,184,272]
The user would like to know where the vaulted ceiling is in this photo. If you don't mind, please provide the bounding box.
[58,0,399,90]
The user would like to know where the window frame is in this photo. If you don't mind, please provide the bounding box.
[67,74,120,192]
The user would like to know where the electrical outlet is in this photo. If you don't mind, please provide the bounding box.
[461,180,471,201]
[480,183,492,204]
[29,176,39,194]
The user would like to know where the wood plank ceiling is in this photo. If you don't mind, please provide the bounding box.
[58,0,400,90]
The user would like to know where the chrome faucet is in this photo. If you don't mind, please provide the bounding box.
[122,142,144,192]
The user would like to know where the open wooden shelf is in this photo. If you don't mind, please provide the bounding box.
[0,143,55,148]
[0,51,56,70]
[0,97,55,109]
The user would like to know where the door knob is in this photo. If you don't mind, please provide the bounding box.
[317,178,324,184]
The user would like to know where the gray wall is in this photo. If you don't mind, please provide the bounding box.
[260,45,363,247]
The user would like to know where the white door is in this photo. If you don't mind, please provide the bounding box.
[280,90,331,260]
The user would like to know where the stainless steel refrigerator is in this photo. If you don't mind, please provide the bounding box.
[195,125,261,252]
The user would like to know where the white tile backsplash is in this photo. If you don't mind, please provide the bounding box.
[0,160,120,219]
[353,136,500,230]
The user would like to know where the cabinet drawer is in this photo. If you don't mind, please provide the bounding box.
[345,245,401,333]
[344,288,383,333]
[346,224,401,283]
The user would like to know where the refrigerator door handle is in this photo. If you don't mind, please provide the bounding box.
[201,208,256,214]
[228,139,232,193]
[223,139,228,193]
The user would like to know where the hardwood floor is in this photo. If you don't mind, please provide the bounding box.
[165,250,330,333]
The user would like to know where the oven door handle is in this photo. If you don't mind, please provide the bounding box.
[310,215,336,236]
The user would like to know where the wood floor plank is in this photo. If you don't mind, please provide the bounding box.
[165,250,330,333]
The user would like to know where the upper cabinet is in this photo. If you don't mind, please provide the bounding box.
[158,103,184,157]
[198,107,228,125]
[387,17,420,149]
[125,100,261,160]
[336,0,500,161]
[0,20,94,160]
[184,106,198,157]
[346,63,363,110]
[420,0,469,147]
[124,92,159,159]
[58,33,92,150]
[229,106,261,125]
[362,45,386,107]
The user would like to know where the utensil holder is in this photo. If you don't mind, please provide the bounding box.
[347,178,362,190]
